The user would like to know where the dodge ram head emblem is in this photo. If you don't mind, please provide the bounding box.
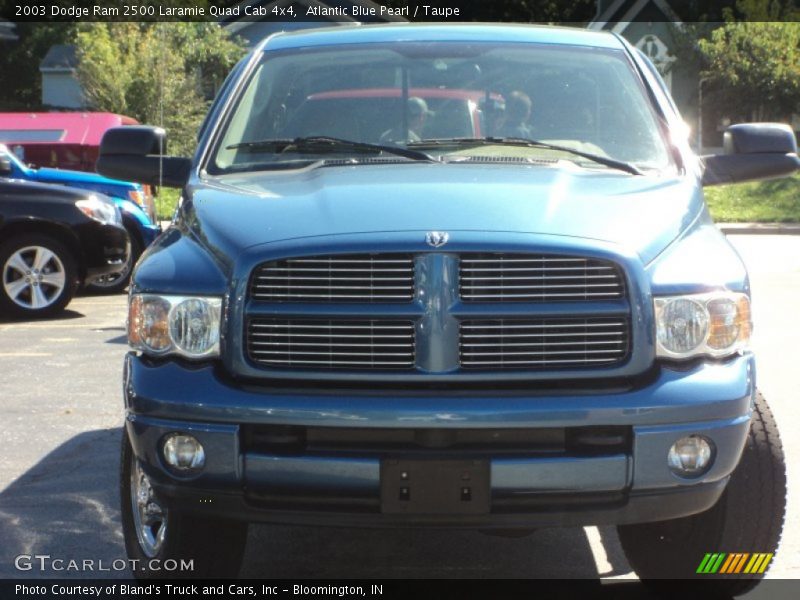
[426,231,449,248]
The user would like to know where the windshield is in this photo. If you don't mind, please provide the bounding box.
[210,41,672,174]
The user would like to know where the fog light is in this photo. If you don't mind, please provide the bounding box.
[162,434,205,472]
[668,435,713,478]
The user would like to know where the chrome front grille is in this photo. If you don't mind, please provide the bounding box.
[250,254,414,302]
[245,251,633,375]
[460,318,630,369]
[247,319,416,369]
[460,254,624,302]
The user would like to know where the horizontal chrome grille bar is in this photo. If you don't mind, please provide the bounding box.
[462,293,622,299]
[258,267,413,273]
[464,340,625,347]
[254,359,413,366]
[461,322,626,329]
[461,275,619,280]
[251,323,413,330]
[464,358,617,366]
[256,276,412,281]
[250,341,412,348]
[462,267,616,272]
[460,253,624,303]
[463,258,603,263]
[288,259,412,264]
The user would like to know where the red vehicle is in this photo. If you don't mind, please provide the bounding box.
[0,112,138,172]
[281,88,504,142]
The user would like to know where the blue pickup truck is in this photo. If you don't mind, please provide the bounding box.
[0,144,160,292]
[97,25,796,592]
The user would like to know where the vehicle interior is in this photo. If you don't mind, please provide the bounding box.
[213,42,670,172]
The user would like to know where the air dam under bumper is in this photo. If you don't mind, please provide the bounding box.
[123,353,754,528]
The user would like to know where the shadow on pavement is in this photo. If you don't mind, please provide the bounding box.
[0,428,125,579]
[0,427,649,592]
[0,309,84,324]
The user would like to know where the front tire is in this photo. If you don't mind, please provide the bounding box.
[120,432,248,579]
[617,391,785,596]
[0,234,78,318]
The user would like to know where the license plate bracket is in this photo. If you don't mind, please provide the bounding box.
[380,458,490,515]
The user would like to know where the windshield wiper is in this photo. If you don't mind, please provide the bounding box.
[409,137,643,175]
[227,136,436,162]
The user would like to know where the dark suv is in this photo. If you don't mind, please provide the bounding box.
[98,25,796,592]
[0,178,129,317]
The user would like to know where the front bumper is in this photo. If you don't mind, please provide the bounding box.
[76,221,130,283]
[124,353,755,528]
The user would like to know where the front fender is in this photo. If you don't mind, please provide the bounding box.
[131,228,228,296]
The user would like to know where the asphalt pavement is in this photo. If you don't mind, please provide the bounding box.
[0,235,797,593]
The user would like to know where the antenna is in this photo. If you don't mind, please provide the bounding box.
[158,24,164,194]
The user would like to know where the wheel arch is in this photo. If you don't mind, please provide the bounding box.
[121,215,145,254]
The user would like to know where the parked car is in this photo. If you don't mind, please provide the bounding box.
[0,144,159,293]
[98,25,797,592]
[0,178,128,317]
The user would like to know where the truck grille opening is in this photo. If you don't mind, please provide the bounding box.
[460,253,625,302]
[460,318,630,369]
[247,318,416,369]
[250,254,415,302]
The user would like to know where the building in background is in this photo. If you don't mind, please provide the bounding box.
[0,19,17,42]
[40,45,83,110]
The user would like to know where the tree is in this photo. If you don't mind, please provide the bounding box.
[74,23,245,156]
[698,22,800,122]
[0,23,78,110]
[379,0,596,22]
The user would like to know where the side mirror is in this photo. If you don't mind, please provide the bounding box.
[702,123,800,186]
[96,126,192,188]
[0,156,12,176]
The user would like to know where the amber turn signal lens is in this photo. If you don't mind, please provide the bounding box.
[128,295,171,353]
[707,296,751,350]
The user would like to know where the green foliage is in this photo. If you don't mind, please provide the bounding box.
[155,187,182,222]
[698,22,800,122]
[733,0,800,20]
[74,23,246,157]
[0,23,78,110]
[378,0,596,22]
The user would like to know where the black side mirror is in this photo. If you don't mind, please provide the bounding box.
[96,126,192,188]
[0,157,12,176]
[702,123,800,186]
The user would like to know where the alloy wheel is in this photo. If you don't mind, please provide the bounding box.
[2,245,66,310]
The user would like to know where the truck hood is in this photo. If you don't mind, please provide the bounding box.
[187,162,704,265]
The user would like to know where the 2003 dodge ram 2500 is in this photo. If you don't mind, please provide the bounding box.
[97,24,797,593]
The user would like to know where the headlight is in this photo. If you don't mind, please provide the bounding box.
[128,187,157,224]
[128,294,221,358]
[127,190,145,206]
[655,292,751,359]
[76,196,121,225]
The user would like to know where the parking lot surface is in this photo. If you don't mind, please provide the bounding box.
[0,235,798,591]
